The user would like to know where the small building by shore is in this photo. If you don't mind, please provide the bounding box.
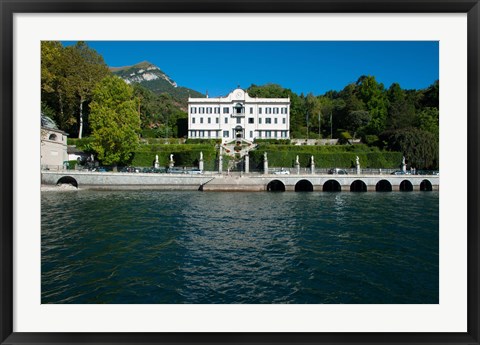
[41,114,68,170]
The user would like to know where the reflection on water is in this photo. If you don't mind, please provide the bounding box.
[42,191,439,304]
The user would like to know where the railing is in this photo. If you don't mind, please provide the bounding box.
[41,164,67,171]
[266,167,439,175]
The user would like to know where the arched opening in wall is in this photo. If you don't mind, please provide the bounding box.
[399,180,413,192]
[420,179,433,191]
[57,176,78,188]
[267,180,286,192]
[322,180,341,192]
[295,179,314,192]
[49,134,57,141]
[350,180,367,192]
[376,180,392,192]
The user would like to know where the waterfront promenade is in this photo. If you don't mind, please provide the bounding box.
[41,170,439,192]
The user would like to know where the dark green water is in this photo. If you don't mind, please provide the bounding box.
[41,191,438,304]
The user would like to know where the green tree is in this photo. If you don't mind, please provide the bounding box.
[416,107,439,137]
[417,80,439,109]
[89,76,141,166]
[344,110,371,138]
[380,127,438,169]
[355,75,389,134]
[386,83,416,130]
[41,41,77,132]
[63,42,110,138]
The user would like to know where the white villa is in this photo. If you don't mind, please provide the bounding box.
[187,88,290,143]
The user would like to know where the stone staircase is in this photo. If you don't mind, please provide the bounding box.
[221,139,257,158]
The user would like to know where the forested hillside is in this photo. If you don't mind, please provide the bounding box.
[247,78,439,169]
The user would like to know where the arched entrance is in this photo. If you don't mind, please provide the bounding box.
[350,180,367,192]
[376,179,392,192]
[399,180,413,191]
[267,180,286,192]
[295,179,314,192]
[420,179,433,191]
[234,125,243,141]
[57,176,78,188]
[323,180,341,192]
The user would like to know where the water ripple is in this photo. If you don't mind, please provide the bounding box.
[42,191,439,304]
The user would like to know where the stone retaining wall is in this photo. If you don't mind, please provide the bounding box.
[42,171,439,192]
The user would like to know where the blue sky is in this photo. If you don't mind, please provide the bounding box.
[63,41,438,97]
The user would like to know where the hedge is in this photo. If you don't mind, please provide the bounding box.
[253,139,291,145]
[248,150,403,169]
[131,146,217,170]
[255,143,376,153]
[184,139,222,145]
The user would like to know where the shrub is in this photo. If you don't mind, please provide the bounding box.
[67,160,77,170]
[338,131,352,144]
[253,139,291,145]
[184,139,221,145]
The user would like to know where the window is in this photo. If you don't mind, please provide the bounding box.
[214,107,220,114]
[259,118,262,124]
[207,130,211,137]
[200,117,203,124]
[208,118,211,124]
[216,117,219,124]
[223,107,229,114]
[249,131,253,138]
[266,107,272,114]
[281,107,287,114]
[236,117,241,124]
[224,117,228,124]
[265,118,272,124]
[274,118,278,124]
[273,108,279,114]
[207,107,212,114]
[259,107,262,114]
[191,107,197,114]
[223,130,229,138]
[282,118,286,124]
[274,131,278,138]
[266,131,271,138]
[234,103,244,114]
[199,107,205,114]
[192,117,196,124]
[49,134,57,141]
[250,107,253,114]
[199,130,205,137]
[248,118,254,124]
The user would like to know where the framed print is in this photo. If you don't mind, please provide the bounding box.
[1,1,479,344]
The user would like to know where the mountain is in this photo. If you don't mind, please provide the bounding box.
[110,61,204,104]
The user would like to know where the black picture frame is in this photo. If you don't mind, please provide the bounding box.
[1,1,479,344]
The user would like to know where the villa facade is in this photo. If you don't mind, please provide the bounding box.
[187,88,290,142]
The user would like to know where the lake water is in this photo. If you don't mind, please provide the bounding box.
[41,190,439,304]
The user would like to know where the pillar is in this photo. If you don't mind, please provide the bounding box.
[218,146,223,174]
[199,152,204,172]
[263,152,268,174]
